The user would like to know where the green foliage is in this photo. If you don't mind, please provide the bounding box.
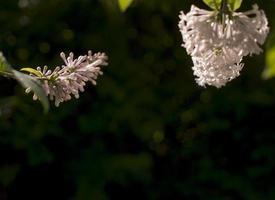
[118,0,133,11]
[228,0,243,11]
[203,0,243,11]
[0,53,48,112]
[20,68,43,77]
[12,70,49,113]
[203,0,222,10]
[73,148,152,199]
[0,165,20,186]
[0,0,274,199]
[263,32,275,79]
[27,141,53,166]
[0,52,10,72]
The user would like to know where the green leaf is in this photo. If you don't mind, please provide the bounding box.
[118,0,133,12]
[203,0,222,10]
[228,0,243,11]
[21,67,43,77]
[12,70,49,113]
[203,0,243,11]
[262,33,275,80]
[0,52,10,72]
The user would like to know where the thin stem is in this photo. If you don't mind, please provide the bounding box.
[36,77,50,81]
[217,0,232,28]
[220,0,231,14]
[0,69,49,82]
[221,0,228,12]
[0,70,15,78]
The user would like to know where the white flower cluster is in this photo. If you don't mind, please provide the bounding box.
[178,4,269,88]
[27,51,108,106]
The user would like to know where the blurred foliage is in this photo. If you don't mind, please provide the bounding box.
[0,0,275,199]
[118,0,134,12]
[263,31,275,79]
[0,52,49,113]
[12,70,49,113]
[202,0,243,11]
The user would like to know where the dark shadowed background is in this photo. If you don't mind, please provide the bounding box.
[0,0,275,199]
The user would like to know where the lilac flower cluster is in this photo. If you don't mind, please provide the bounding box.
[26,51,108,106]
[178,4,269,88]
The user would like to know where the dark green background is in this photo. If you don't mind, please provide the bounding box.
[0,0,275,199]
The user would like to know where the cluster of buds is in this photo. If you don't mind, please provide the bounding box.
[178,3,269,88]
[26,51,108,106]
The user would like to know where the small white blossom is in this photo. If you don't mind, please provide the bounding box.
[192,57,244,88]
[179,4,269,88]
[26,51,108,106]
